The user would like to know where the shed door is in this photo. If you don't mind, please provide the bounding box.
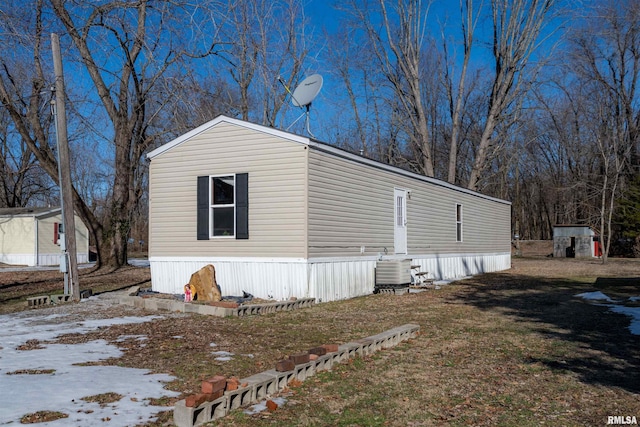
[394,189,407,255]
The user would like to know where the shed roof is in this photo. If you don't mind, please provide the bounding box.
[147,115,511,206]
[0,207,60,218]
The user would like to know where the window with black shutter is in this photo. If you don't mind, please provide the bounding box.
[197,174,248,240]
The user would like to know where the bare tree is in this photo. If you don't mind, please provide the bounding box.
[209,0,310,127]
[1,0,222,268]
[347,0,435,177]
[467,0,555,191]
[442,0,481,184]
[0,105,54,207]
[569,0,640,261]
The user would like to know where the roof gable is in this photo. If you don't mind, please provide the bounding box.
[146,115,311,160]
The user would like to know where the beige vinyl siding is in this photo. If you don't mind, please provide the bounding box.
[308,151,393,257]
[37,214,89,256]
[308,149,511,258]
[149,122,307,258]
[0,216,34,254]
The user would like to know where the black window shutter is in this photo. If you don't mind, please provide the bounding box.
[236,173,249,239]
[197,176,209,240]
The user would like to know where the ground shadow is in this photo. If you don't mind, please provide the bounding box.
[455,273,640,394]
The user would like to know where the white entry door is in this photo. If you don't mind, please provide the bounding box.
[394,188,407,254]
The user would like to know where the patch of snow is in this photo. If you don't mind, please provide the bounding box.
[115,334,148,343]
[243,397,287,415]
[0,312,177,426]
[212,350,234,361]
[576,292,640,335]
[608,305,640,335]
[128,258,150,267]
[209,342,217,347]
[575,291,617,302]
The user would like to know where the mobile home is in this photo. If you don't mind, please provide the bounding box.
[147,116,511,301]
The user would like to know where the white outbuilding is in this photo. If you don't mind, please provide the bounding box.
[0,207,89,266]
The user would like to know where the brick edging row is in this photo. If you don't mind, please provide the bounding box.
[173,323,420,427]
[114,294,316,317]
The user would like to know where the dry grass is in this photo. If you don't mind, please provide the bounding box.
[0,265,150,314]
[1,257,639,426]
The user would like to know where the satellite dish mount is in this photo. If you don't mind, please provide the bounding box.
[278,74,323,137]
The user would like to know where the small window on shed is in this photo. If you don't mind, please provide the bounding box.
[456,204,463,242]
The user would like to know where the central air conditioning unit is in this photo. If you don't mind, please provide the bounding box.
[375,260,412,287]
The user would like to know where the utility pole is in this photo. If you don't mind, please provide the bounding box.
[51,33,80,302]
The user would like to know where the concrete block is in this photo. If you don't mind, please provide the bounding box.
[356,338,375,356]
[50,294,72,304]
[225,383,256,410]
[241,372,278,400]
[262,369,296,391]
[183,303,201,313]
[339,342,362,360]
[210,301,239,309]
[27,295,50,307]
[293,362,315,381]
[208,395,228,420]
[196,305,233,317]
[174,395,228,427]
[170,300,186,312]
[312,354,333,372]
[155,300,172,311]
[173,400,196,427]
[143,299,159,311]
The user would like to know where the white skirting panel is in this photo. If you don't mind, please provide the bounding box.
[38,253,89,266]
[308,260,376,302]
[410,252,511,280]
[150,259,308,301]
[150,253,510,302]
[0,253,36,266]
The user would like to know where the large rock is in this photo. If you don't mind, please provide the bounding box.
[188,264,222,302]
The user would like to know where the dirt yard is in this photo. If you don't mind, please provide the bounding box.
[1,257,639,426]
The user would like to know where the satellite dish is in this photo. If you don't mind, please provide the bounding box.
[278,73,324,138]
[290,74,323,108]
